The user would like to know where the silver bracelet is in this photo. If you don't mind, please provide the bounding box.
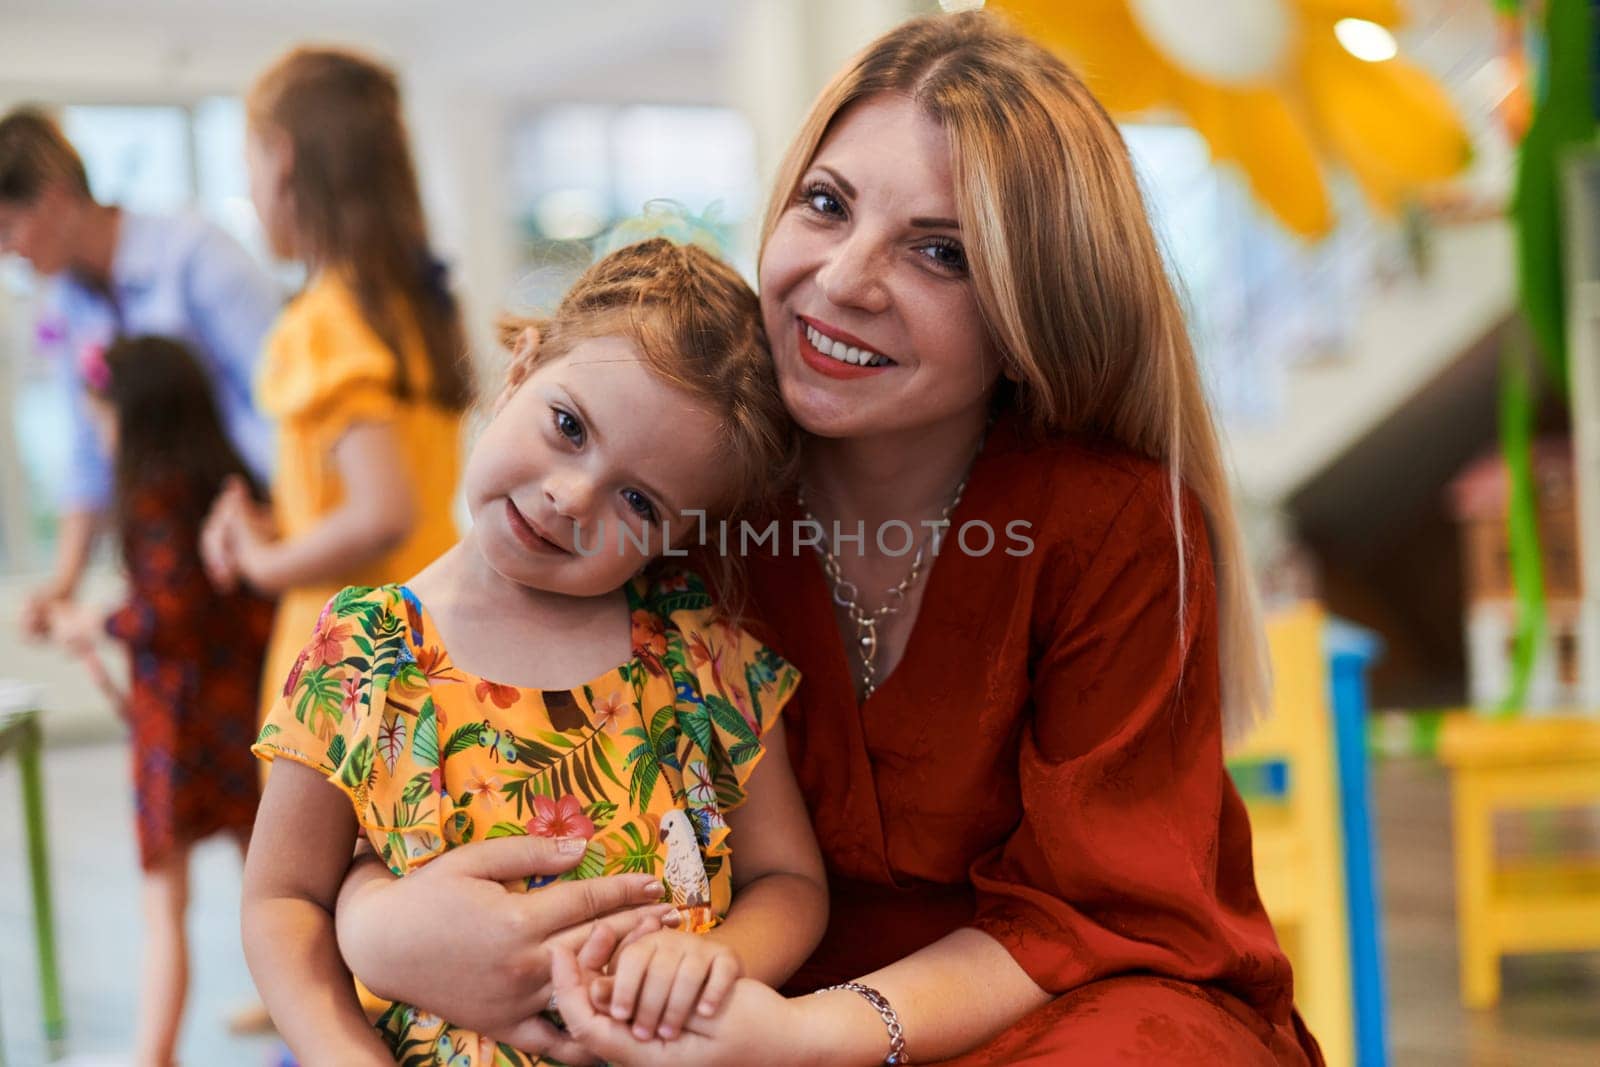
[819,981,910,1065]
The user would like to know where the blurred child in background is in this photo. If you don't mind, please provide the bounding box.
[0,107,277,643]
[202,46,471,723]
[50,335,274,1067]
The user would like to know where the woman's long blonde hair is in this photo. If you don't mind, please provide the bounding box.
[760,10,1270,735]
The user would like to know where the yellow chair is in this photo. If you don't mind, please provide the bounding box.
[1437,714,1600,1007]
[1232,603,1355,1067]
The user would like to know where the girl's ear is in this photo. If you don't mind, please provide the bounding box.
[511,326,540,357]
[492,327,543,413]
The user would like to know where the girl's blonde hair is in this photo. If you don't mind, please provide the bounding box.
[761,10,1269,734]
[248,46,471,411]
[499,237,798,524]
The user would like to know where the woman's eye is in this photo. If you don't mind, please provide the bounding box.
[800,182,844,218]
[553,408,584,446]
[920,240,968,274]
[621,489,657,523]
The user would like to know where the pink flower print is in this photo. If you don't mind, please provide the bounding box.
[465,770,496,804]
[525,794,595,839]
[282,648,310,698]
[590,690,626,731]
[339,676,362,719]
[308,620,353,669]
[429,767,446,795]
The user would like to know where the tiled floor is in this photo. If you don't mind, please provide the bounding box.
[2,741,1598,1065]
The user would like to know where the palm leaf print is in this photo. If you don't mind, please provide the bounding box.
[411,698,440,767]
[293,664,344,736]
[443,720,487,758]
[498,724,624,809]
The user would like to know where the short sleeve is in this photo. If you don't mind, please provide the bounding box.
[253,585,447,874]
[968,472,1271,995]
[648,570,801,859]
[254,277,400,444]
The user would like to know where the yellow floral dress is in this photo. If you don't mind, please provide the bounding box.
[252,570,799,1067]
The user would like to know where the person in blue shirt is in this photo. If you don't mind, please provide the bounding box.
[0,106,279,639]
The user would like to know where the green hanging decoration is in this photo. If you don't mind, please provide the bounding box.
[1500,0,1597,710]
[1497,334,1546,713]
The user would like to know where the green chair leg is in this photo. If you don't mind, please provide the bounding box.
[17,715,64,1049]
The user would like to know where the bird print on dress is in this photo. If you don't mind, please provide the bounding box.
[660,807,715,933]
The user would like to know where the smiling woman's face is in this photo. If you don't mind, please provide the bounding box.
[758,93,1003,442]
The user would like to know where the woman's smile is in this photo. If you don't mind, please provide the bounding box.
[796,316,895,380]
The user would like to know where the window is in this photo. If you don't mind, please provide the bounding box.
[1122,123,1376,425]
[506,105,759,311]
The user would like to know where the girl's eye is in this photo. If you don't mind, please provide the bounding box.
[799,181,845,219]
[621,489,657,523]
[553,408,584,446]
[919,239,968,275]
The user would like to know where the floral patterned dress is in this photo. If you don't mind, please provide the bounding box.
[252,570,798,1067]
[109,475,273,870]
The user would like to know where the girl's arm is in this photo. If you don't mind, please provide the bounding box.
[702,723,828,985]
[236,421,418,595]
[242,759,396,1066]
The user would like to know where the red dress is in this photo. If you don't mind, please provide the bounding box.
[744,413,1323,1065]
[106,478,274,870]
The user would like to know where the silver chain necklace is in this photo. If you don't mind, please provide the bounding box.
[799,448,980,702]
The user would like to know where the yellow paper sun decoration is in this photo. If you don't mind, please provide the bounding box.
[993,0,1472,237]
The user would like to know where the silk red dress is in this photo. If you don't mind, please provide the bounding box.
[742,413,1323,1065]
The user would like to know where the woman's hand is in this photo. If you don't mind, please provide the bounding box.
[550,931,830,1067]
[335,836,683,1061]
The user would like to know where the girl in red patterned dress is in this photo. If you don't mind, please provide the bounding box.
[50,334,274,1067]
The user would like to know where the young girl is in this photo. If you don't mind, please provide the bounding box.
[202,46,471,725]
[242,238,829,1067]
[49,335,274,1067]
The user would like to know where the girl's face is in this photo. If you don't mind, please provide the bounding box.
[462,335,728,598]
[758,93,1003,441]
[244,125,294,259]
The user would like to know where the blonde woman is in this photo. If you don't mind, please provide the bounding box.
[330,12,1321,1065]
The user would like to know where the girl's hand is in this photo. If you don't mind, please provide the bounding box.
[47,600,104,656]
[598,928,743,1042]
[200,479,247,591]
[334,836,683,1059]
[551,935,827,1067]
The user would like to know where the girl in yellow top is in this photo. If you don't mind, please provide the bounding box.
[202,46,471,719]
[241,239,828,1067]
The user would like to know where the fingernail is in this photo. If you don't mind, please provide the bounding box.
[558,836,588,854]
[659,910,682,925]
[643,880,664,895]
[659,1026,676,1039]
[633,1025,653,1040]
[612,1006,629,1020]
[698,1002,715,1016]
